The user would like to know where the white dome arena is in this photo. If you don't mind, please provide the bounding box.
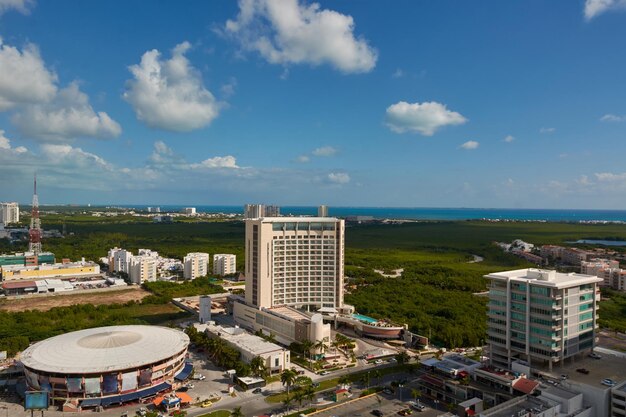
[20,325,191,408]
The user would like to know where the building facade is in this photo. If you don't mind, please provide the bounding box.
[183,252,209,280]
[129,255,157,284]
[213,254,236,276]
[243,204,280,219]
[0,202,19,225]
[244,217,345,311]
[1,261,100,281]
[108,248,134,274]
[486,268,602,370]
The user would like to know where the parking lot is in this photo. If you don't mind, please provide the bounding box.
[311,392,438,417]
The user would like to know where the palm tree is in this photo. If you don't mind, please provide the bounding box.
[411,388,422,403]
[266,332,277,344]
[230,406,244,417]
[338,375,350,386]
[281,368,298,396]
[300,339,314,367]
[314,339,328,357]
[396,350,410,365]
[303,386,316,406]
[250,356,267,378]
[293,389,305,411]
[282,395,293,414]
[372,369,382,386]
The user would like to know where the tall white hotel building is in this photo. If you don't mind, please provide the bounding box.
[244,217,345,310]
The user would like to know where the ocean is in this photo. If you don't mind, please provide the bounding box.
[127,205,626,222]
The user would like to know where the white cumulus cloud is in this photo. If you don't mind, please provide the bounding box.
[539,127,556,134]
[193,155,239,169]
[296,155,310,163]
[0,39,57,111]
[312,146,337,157]
[584,0,626,19]
[503,135,515,143]
[0,0,34,15]
[385,101,467,136]
[595,172,626,182]
[0,129,27,153]
[40,143,111,169]
[225,0,377,73]
[327,172,350,184]
[460,140,479,150]
[124,41,220,132]
[12,82,121,141]
[601,113,626,122]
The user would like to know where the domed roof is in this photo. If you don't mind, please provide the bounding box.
[21,325,189,374]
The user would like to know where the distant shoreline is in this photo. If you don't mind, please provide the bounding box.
[27,204,626,223]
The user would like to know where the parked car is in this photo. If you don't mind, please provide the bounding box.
[176,387,189,392]
[372,410,384,417]
[588,352,602,359]
[136,407,147,416]
[409,402,425,411]
[374,359,383,364]
[602,379,616,387]
[252,388,263,394]
[383,387,394,395]
[398,408,413,416]
[320,371,330,376]
[312,382,320,388]
[560,374,568,380]
[576,368,590,374]
[185,383,194,389]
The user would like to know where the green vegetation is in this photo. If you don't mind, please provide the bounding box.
[198,411,230,417]
[185,325,251,377]
[0,301,188,356]
[143,277,225,303]
[598,289,626,332]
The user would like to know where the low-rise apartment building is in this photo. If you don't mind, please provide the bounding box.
[213,254,236,276]
[183,252,209,280]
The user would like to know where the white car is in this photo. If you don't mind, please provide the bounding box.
[320,371,330,376]
[602,379,616,387]
[374,359,383,364]
[408,401,425,411]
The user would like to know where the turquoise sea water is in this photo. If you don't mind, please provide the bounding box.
[127,205,626,222]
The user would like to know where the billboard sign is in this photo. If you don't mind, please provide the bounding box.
[24,391,49,410]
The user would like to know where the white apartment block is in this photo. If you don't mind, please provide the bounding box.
[244,204,280,219]
[486,269,602,371]
[0,202,19,225]
[213,254,236,276]
[183,207,196,216]
[108,248,134,273]
[129,255,157,284]
[244,217,345,310]
[183,252,209,280]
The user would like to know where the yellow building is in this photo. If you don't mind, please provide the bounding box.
[1,261,100,281]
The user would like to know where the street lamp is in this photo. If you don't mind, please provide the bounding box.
[398,384,404,402]
[434,399,440,411]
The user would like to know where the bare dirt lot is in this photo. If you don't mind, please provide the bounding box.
[597,329,626,352]
[0,287,150,312]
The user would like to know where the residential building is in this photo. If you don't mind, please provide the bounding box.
[0,202,19,225]
[183,252,209,280]
[183,207,196,216]
[582,258,626,291]
[108,247,134,273]
[479,391,592,417]
[213,254,236,276]
[486,268,602,370]
[244,217,345,310]
[243,204,280,219]
[318,205,329,217]
[129,255,157,284]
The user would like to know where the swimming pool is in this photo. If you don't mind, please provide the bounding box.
[352,313,378,324]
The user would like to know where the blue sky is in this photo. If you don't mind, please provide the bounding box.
[1,0,626,208]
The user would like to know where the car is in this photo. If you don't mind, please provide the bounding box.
[602,379,617,387]
[136,408,147,417]
[312,382,320,388]
[200,400,213,408]
[588,352,602,359]
[297,370,306,375]
[383,387,394,395]
[320,371,330,376]
[252,388,263,394]
[176,387,189,392]
[576,368,590,374]
[398,409,413,416]
[408,402,425,412]
[374,359,383,364]
[185,383,194,389]
[372,410,384,417]
[560,374,568,380]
